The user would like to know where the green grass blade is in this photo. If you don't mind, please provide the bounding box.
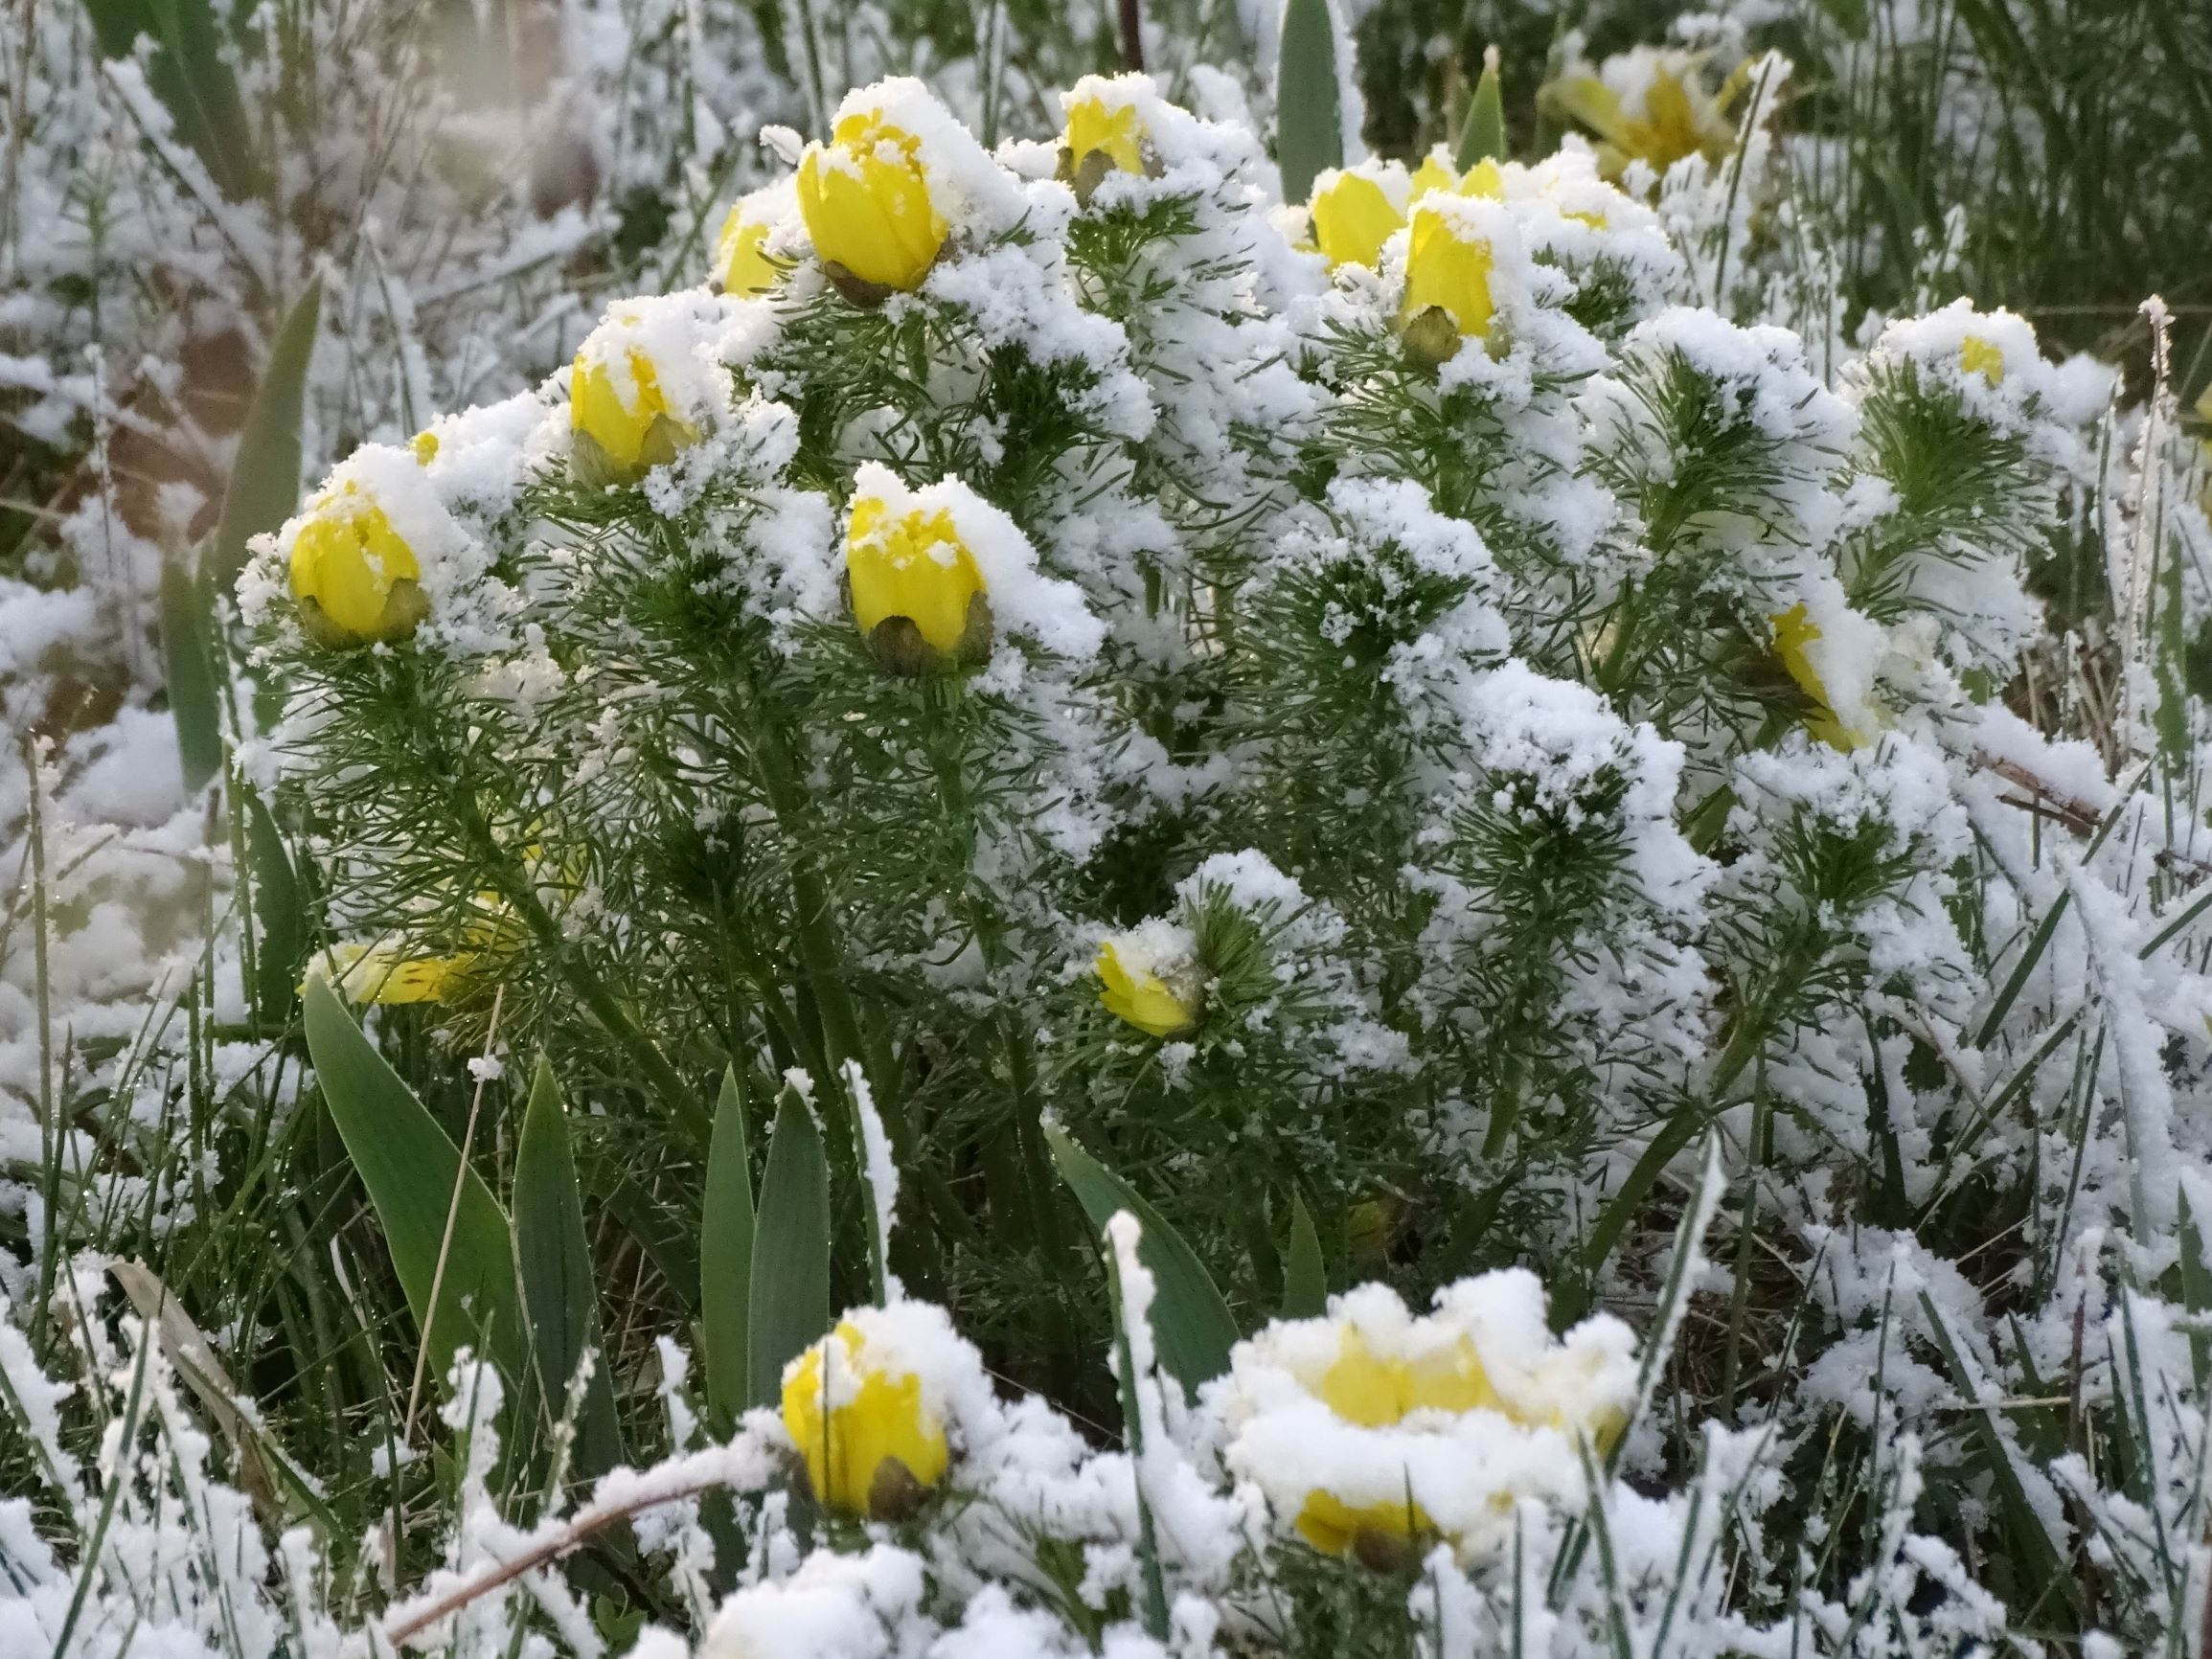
[701,1065,755,1427]
[1045,1125,1238,1398]
[241,786,303,1028]
[1915,1288,2083,1617]
[301,974,526,1391]
[1281,1191,1326,1319]
[1456,44,1506,170]
[513,1057,622,1479]
[745,1083,831,1410]
[209,276,322,591]
[2178,1184,2212,1392]
[157,556,222,793]
[1275,0,1344,205]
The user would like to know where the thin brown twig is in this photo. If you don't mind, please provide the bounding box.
[380,1475,723,1648]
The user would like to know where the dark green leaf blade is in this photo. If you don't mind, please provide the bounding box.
[210,277,323,591]
[241,786,303,1027]
[701,1065,756,1426]
[513,1057,622,1479]
[158,555,223,793]
[745,1085,831,1410]
[1275,0,1344,206]
[301,974,524,1390]
[1455,44,1506,170]
[1044,1125,1239,1398]
[1281,1192,1326,1320]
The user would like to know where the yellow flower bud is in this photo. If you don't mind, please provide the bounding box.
[571,343,698,485]
[1402,201,1496,347]
[409,429,440,464]
[323,941,475,1006]
[1096,930,1202,1038]
[716,196,783,297]
[845,488,991,668]
[288,484,429,647]
[797,110,947,293]
[1063,92,1147,177]
[1959,334,2005,388]
[1770,603,1867,752]
[782,1319,950,1518]
[1309,166,1406,270]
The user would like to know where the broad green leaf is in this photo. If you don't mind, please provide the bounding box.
[1275,0,1343,206]
[209,277,323,591]
[701,1066,756,1426]
[302,975,525,1390]
[1455,45,1506,170]
[513,1057,622,1479]
[1045,1125,1238,1398]
[157,556,222,793]
[80,0,256,197]
[241,786,303,1028]
[745,1085,831,1410]
[1281,1192,1326,1320]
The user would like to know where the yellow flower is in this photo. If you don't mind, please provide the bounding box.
[322,941,475,1006]
[1290,1326,1495,1563]
[1770,603,1865,752]
[410,430,439,464]
[1409,151,1461,198]
[1459,157,1506,199]
[1543,53,1750,179]
[1319,1325,1498,1425]
[571,343,698,484]
[797,109,947,293]
[1959,334,2005,388]
[1064,93,1146,176]
[1402,201,1496,345]
[1096,934,1201,1038]
[1295,1489,1433,1567]
[846,488,991,666]
[1309,167,1407,270]
[716,193,784,296]
[782,1320,949,1518]
[288,485,428,646]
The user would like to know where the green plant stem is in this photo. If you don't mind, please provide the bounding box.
[448,787,707,1148]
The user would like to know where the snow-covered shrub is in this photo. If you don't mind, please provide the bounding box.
[10,32,2212,1659]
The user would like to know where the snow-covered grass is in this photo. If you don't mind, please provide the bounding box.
[7,4,2212,1657]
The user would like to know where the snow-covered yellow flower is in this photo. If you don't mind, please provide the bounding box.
[1063,91,1146,176]
[783,1319,950,1518]
[1095,922,1202,1038]
[571,341,698,484]
[1219,1275,1638,1567]
[1543,51,1751,179]
[1771,603,1866,753]
[1309,153,1485,271]
[845,486,991,666]
[798,109,947,292]
[1959,334,2005,388]
[409,429,439,465]
[288,484,428,647]
[1402,201,1495,345]
[1310,167,1407,270]
[716,191,785,296]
